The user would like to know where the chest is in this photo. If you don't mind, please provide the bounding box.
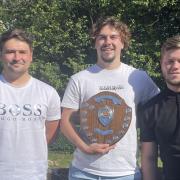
[79,77,142,108]
[154,98,180,143]
[0,86,48,130]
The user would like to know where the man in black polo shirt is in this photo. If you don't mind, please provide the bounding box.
[140,35,180,180]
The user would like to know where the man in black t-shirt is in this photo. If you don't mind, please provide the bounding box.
[140,35,180,180]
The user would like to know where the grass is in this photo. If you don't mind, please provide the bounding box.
[48,129,163,169]
[48,150,162,169]
[48,151,73,168]
[47,150,163,180]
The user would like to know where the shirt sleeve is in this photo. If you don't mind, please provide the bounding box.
[139,104,156,142]
[61,77,80,110]
[141,72,160,103]
[46,88,61,121]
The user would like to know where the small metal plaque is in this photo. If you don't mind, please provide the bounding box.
[80,91,132,145]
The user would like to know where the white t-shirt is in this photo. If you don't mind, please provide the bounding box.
[62,63,159,177]
[0,75,61,180]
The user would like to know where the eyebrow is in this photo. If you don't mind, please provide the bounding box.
[4,48,29,52]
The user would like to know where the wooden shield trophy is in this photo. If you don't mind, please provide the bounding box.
[80,91,132,145]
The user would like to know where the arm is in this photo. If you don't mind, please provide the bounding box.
[60,107,115,154]
[141,142,158,180]
[46,120,60,144]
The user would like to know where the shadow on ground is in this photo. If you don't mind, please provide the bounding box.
[47,167,163,180]
[47,168,69,180]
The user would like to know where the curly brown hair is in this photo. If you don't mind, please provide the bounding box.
[91,16,131,50]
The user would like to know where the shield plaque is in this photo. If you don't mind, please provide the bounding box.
[80,91,132,145]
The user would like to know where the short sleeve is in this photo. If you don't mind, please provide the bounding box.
[140,72,160,104]
[139,104,156,142]
[61,77,80,110]
[46,89,61,121]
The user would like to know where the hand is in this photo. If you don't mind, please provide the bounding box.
[84,143,116,154]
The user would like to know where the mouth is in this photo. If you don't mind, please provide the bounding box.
[169,72,180,75]
[101,47,114,52]
[7,62,25,69]
[168,73,180,80]
[9,60,25,65]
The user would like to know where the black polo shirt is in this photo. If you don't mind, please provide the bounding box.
[139,87,180,180]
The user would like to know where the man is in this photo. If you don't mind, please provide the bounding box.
[0,29,61,180]
[140,35,180,180]
[61,16,159,180]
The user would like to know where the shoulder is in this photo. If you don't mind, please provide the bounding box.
[121,63,156,90]
[0,75,4,84]
[121,63,136,70]
[32,77,57,92]
[121,63,148,77]
[141,91,164,111]
[70,64,97,80]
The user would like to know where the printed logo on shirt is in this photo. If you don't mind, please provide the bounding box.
[0,103,45,122]
[99,85,124,91]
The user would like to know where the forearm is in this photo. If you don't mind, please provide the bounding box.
[141,157,158,180]
[60,108,115,154]
[60,117,89,153]
[46,120,60,144]
[141,142,158,180]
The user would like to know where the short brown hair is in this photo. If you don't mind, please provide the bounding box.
[91,16,131,49]
[0,28,33,53]
[161,35,180,60]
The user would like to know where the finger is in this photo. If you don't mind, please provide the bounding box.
[96,143,110,148]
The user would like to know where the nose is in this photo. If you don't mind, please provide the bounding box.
[14,51,22,61]
[104,36,112,44]
[172,61,180,69]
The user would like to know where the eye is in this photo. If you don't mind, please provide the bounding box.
[166,61,172,65]
[5,50,15,54]
[96,35,106,41]
[19,50,27,54]
[166,59,176,66]
[110,35,120,40]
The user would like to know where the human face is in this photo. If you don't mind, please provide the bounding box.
[161,49,180,91]
[0,38,32,77]
[95,25,124,68]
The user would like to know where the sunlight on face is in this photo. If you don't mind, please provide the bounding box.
[95,25,124,67]
[161,49,180,90]
[1,38,33,75]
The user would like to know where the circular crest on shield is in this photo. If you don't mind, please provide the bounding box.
[80,91,132,145]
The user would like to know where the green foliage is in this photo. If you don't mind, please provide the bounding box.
[48,151,73,168]
[0,0,179,91]
[30,59,67,94]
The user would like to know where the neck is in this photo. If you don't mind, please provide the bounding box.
[167,84,180,93]
[2,71,31,87]
[97,60,121,70]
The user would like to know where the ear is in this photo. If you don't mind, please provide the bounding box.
[121,43,124,50]
[120,39,124,50]
[0,53,2,61]
[30,51,33,62]
[94,39,98,50]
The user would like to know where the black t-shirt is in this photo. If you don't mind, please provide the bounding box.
[139,87,180,180]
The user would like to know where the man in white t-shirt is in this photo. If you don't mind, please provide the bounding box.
[61,16,159,180]
[0,29,61,180]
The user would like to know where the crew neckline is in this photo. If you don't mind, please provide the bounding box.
[95,63,122,72]
[0,74,33,89]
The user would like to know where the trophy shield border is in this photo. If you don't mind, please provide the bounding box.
[80,91,132,145]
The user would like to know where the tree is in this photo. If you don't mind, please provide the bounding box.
[0,0,179,91]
